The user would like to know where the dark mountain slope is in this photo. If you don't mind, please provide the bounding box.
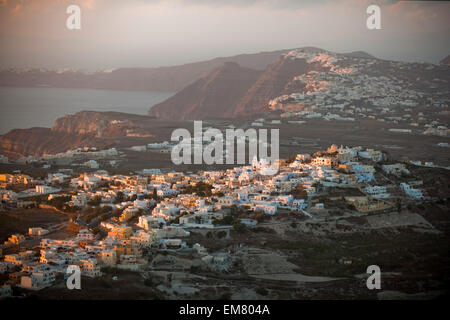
[0,127,106,159]
[232,55,311,116]
[148,62,262,120]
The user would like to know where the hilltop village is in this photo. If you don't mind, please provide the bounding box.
[267,50,449,138]
[1,142,447,299]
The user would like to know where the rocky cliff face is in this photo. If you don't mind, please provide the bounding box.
[148,62,262,120]
[0,111,154,158]
[52,111,153,138]
[232,55,312,116]
[149,48,330,119]
[52,111,122,137]
[0,127,105,159]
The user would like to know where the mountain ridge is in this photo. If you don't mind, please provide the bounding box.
[146,47,450,120]
[148,62,263,120]
[149,47,333,119]
[0,48,380,92]
[0,50,290,92]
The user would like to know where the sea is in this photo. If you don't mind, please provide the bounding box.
[0,86,174,134]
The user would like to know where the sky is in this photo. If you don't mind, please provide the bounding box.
[0,0,449,70]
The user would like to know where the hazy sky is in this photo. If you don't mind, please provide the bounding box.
[0,0,449,69]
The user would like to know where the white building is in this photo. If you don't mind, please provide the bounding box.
[252,202,277,215]
[382,164,410,176]
[76,229,95,241]
[80,259,102,278]
[400,183,423,199]
[364,186,390,199]
[138,216,165,230]
[35,185,57,194]
[20,270,56,290]
[84,160,100,169]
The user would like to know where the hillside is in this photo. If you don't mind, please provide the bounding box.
[52,111,155,137]
[0,111,157,158]
[341,51,375,59]
[147,47,450,120]
[233,52,313,116]
[148,62,263,120]
[0,127,106,159]
[2,47,449,161]
[149,47,329,119]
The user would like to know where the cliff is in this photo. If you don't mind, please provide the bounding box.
[148,62,262,120]
[0,111,156,158]
[149,48,328,119]
[232,54,311,116]
[0,127,105,159]
[52,111,154,137]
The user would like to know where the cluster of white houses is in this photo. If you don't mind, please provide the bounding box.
[0,143,431,295]
[266,50,449,136]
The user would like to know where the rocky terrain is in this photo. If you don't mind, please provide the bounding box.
[0,127,106,159]
[148,47,450,120]
[232,51,314,117]
[52,111,154,138]
[0,111,157,158]
[150,47,329,119]
[148,62,263,120]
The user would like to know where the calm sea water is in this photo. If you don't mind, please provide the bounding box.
[0,87,174,134]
